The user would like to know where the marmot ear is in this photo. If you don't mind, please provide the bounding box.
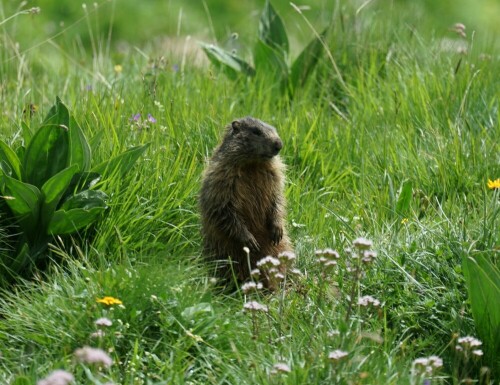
[231,120,241,133]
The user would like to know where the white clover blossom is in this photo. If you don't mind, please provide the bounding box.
[74,346,113,368]
[37,370,74,385]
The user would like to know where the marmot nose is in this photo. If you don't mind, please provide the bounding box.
[274,139,283,153]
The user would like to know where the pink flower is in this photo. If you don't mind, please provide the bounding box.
[37,370,74,385]
[74,346,113,368]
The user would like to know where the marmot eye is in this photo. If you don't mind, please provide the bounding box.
[251,127,262,136]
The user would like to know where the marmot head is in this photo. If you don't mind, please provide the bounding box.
[219,117,283,162]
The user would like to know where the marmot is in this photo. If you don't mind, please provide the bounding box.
[200,117,292,285]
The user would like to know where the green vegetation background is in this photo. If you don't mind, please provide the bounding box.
[0,0,499,384]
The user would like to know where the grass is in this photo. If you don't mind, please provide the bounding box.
[0,0,499,384]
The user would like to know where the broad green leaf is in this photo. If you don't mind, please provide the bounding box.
[64,172,101,198]
[42,96,70,128]
[290,28,327,93]
[462,253,500,364]
[0,140,22,179]
[396,179,413,216]
[60,190,108,211]
[48,206,106,234]
[91,144,150,178]
[1,175,41,235]
[254,39,288,80]
[23,125,69,188]
[69,116,91,171]
[40,164,79,228]
[259,0,289,55]
[199,42,255,79]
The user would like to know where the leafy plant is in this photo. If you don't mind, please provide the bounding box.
[0,97,148,285]
[199,0,327,95]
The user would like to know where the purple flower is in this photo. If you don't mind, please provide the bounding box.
[131,113,141,121]
[147,113,156,123]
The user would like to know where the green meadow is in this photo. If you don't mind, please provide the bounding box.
[0,0,499,384]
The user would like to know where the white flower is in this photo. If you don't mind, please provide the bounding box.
[256,256,280,269]
[457,336,482,348]
[272,363,291,373]
[472,349,483,357]
[328,350,348,361]
[95,317,112,327]
[352,237,373,250]
[358,295,381,307]
[37,370,74,385]
[278,251,296,262]
[243,301,269,313]
[241,281,263,294]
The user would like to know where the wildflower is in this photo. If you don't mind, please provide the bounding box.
[328,350,348,361]
[457,336,482,349]
[241,281,263,294]
[361,250,377,263]
[74,346,113,368]
[278,251,296,264]
[243,301,269,313]
[130,113,141,122]
[90,330,105,338]
[401,218,409,224]
[487,178,500,190]
[29,7,41,15]
[37,370,74,385]
[256,256,280,269]
[450,22,466,38]
[358,295,381,307]
[353,237,373,250]
[113,64,123,74]
[412,355,443,376]
[472,350,483,357]
[96,296,122,306]
[95,317,112,327]
[272,363,291,373]
[250,269,261,279]
[147,113,157,123]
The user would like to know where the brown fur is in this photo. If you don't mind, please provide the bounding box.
[200,117,292,284]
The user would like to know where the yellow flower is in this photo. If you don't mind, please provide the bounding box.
[96,296,123,306]
[401,218,409,225]
[114,64,123,74]
[487,178,500,190]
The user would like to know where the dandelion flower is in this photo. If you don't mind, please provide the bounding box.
[243,301,269,313]
[74,346,113,368]
[328,350,348,361]
[37,370,74,385]
[96,296,122,306]
[95,317,113,327]
[487,178,500,190]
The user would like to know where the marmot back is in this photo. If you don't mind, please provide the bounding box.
[200,117,292,285]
